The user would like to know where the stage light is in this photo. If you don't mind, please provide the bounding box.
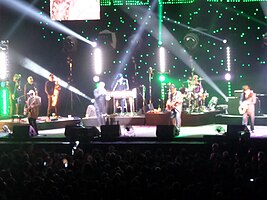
[225,73,231,81]
[0,86,11,116]
[159,74,166,82]
[0,51,8,80]
[94,48,102,75]
[93,75,100,83]
[2,125,11,134]
[223,39,227,44]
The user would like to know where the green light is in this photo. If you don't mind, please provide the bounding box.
[0,87,11,117]
[159,74,166,82]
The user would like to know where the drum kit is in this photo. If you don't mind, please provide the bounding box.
[167,76,209,113]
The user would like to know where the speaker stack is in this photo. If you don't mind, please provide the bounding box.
[100,125,121,139]
[64,125,100,141]
[156,125,179,140]
[12,125,37,139]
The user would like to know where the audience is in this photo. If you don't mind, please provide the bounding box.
[0,141,266,200]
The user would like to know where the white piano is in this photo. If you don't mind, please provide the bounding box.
[107,88,137,113]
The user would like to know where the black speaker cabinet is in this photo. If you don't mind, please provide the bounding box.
[156,125,179,139]
[226,125,250,139]
[64,125,100,141]
[13,125,37,139]
[100,125,121,139]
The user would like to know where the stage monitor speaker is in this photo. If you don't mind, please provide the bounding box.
[156,125,179,139]
[100,125,121,139]
[12,125,37,139]
[64,125,100,141]
[226,125,250,139]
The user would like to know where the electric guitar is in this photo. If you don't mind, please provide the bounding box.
[166,93,186,111]
[239,101,249,115]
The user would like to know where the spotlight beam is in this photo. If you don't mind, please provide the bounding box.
[0,0,96,47]
[12,52,92,101]
[116,0,158,76]
[163,17,226,43]
[122,6,227,100]
[3,0,39,39]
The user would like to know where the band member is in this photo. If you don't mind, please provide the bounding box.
[45,74,61,119]
[94,82,108,125]
[9,74,23,115]
[112,73,129,113]
[191,75,205,111]
[24,76,38,100]
[166,84,184,129]
[239,85,256,133]
[24,90,41,135]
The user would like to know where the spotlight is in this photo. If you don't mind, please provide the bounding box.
[215,126,225,134]
[2,125,11,134]
[93,75,100,82]
[224,73,231,81]
[223,39,227,44]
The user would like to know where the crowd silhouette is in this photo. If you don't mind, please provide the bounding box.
[0,140,266,200]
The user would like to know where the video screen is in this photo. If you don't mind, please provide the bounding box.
[50,0,100,21]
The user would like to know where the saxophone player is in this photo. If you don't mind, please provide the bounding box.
[45,74,61,120]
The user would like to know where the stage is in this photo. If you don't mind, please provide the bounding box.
[0,110,267,145]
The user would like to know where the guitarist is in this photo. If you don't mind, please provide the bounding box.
[166,84,184,129]
[45,74,60,120]
[24,90,41,135]
[239,85,256,133]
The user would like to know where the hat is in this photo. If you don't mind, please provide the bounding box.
[27,90,35,95]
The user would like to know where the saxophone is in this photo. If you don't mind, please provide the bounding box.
[52,81,60,107]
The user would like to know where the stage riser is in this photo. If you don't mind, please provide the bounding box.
[82,117,145,126]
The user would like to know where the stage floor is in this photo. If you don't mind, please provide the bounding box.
[1,112,267,144]
[36,124,267,139]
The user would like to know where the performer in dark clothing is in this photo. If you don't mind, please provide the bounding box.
[45,74,60,120]
[112,73,129,114]
[94,82,108,126]
[166,84,184,129]
[9,74,23,115]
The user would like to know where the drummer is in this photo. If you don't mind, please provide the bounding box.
[188,74,204,112]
